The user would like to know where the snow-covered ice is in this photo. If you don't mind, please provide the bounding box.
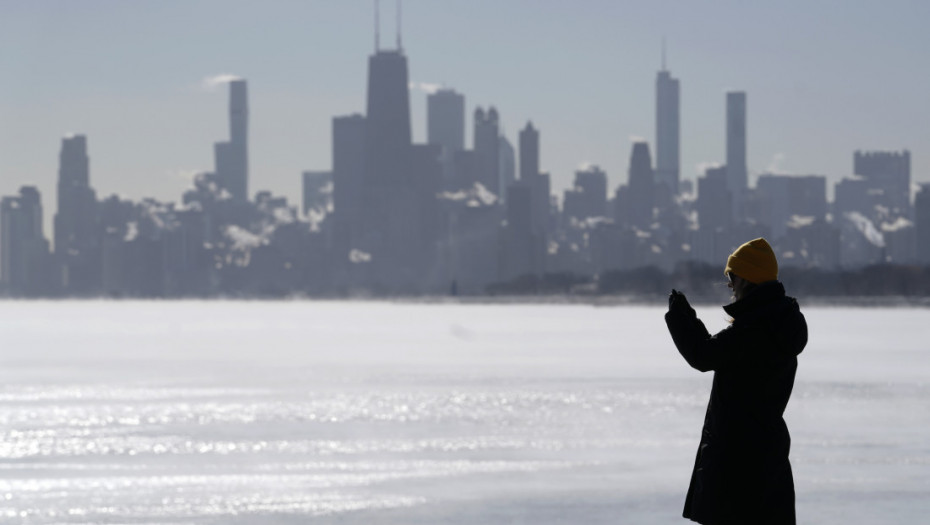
[0,301,926,524]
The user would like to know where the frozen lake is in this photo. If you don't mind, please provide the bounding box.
[0,300,927,524]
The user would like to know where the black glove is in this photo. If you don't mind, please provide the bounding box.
[668,289,696,318]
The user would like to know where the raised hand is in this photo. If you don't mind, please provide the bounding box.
[668,289,696,318]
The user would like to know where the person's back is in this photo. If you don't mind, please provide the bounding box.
[665,238,807,525]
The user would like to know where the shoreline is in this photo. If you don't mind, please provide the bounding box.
[1,294,929,308]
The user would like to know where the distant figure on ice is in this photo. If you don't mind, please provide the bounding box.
[665,238,807,525]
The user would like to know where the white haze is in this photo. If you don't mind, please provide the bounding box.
[200,73,244,92]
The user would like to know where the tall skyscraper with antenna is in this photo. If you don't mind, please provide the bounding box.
[655,42,680,194]
[359,0,441,288]
[364,0,411,186]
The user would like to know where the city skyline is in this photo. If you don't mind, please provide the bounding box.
[1,1,928,233]
[0,3,925,296]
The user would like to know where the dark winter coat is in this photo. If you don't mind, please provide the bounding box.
[665,281,807,525]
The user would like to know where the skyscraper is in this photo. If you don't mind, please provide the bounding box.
[302,171,333,218]
[359,26,443,288]
[500,182,541,280]
[656,54,680,194]
[359,43,413,244]
[214,79,249,201]
[564,165,608,221]
[853,150,911,216]
[365,50,412,186]
[427,88,465,181]
[332,114,367,259]
[726,91,747,196]
[498,135,516,201]
[627,142,655,228]
[1,186,50,295]
[229,79,249,200]
[915,184,930,264]
[519,121,539,182]
[695,166,733,264]
[755,174,827,238]
[55,135,90,253]
[54,134,100,292]
[519,121,548,239]
[473,106,500,196]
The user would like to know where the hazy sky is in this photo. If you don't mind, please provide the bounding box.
[2,0,928,228]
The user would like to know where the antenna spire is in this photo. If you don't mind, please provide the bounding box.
[374,0,381,52]
[661,37,667,70]
[396,0,403,51]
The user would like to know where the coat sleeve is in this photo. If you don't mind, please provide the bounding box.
[665,308,743,372]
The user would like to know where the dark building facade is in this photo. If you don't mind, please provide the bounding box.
[726,91,748,198]
[853,150,911,217]
[518,122,550,243]
[473,106,500,196]
[214,80,249,201]
[331,114,367,262]
[627,142,655,229]
[564,165,608,222]
[915,184,930,265]
[656,65,680,195]
[1,186,52,295]
[755,174,827,238]
[54,134,100,293]
[427,88,465,182]
[302,171,333,218]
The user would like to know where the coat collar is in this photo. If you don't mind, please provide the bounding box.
[723,280,786,319]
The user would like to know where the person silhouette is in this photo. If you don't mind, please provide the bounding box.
[665,238,807,525]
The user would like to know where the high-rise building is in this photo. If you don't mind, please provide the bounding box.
[656,58,680,194]
[519,122,539,182]
[500,183,541,280]
[915,184,930,264]
[697,166,732,232]
[695,166,733,264]
[726,91,747,196]
[331,114,366,259]
[302,171,333,218]
[359,36,444,288]
[365,50,412,185]
[229,80,249,200]
[563,165,608,221]
[214,80,249,201]
[518,122,548,239]
[498,135,516,202]
[1,186,50,295]
[54,134,100,292]
[427,88,465,181]
[755,174,827,238]
[55,135,90,253]
[360,47,414,246]
[853,150,911,217]
[627,142,655,229]
[473,106,500,196]
[833,176,873,221]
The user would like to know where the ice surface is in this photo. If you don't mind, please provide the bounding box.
[0,301,927,524]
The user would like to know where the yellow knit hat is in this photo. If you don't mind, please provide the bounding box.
[724,238,778,284]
